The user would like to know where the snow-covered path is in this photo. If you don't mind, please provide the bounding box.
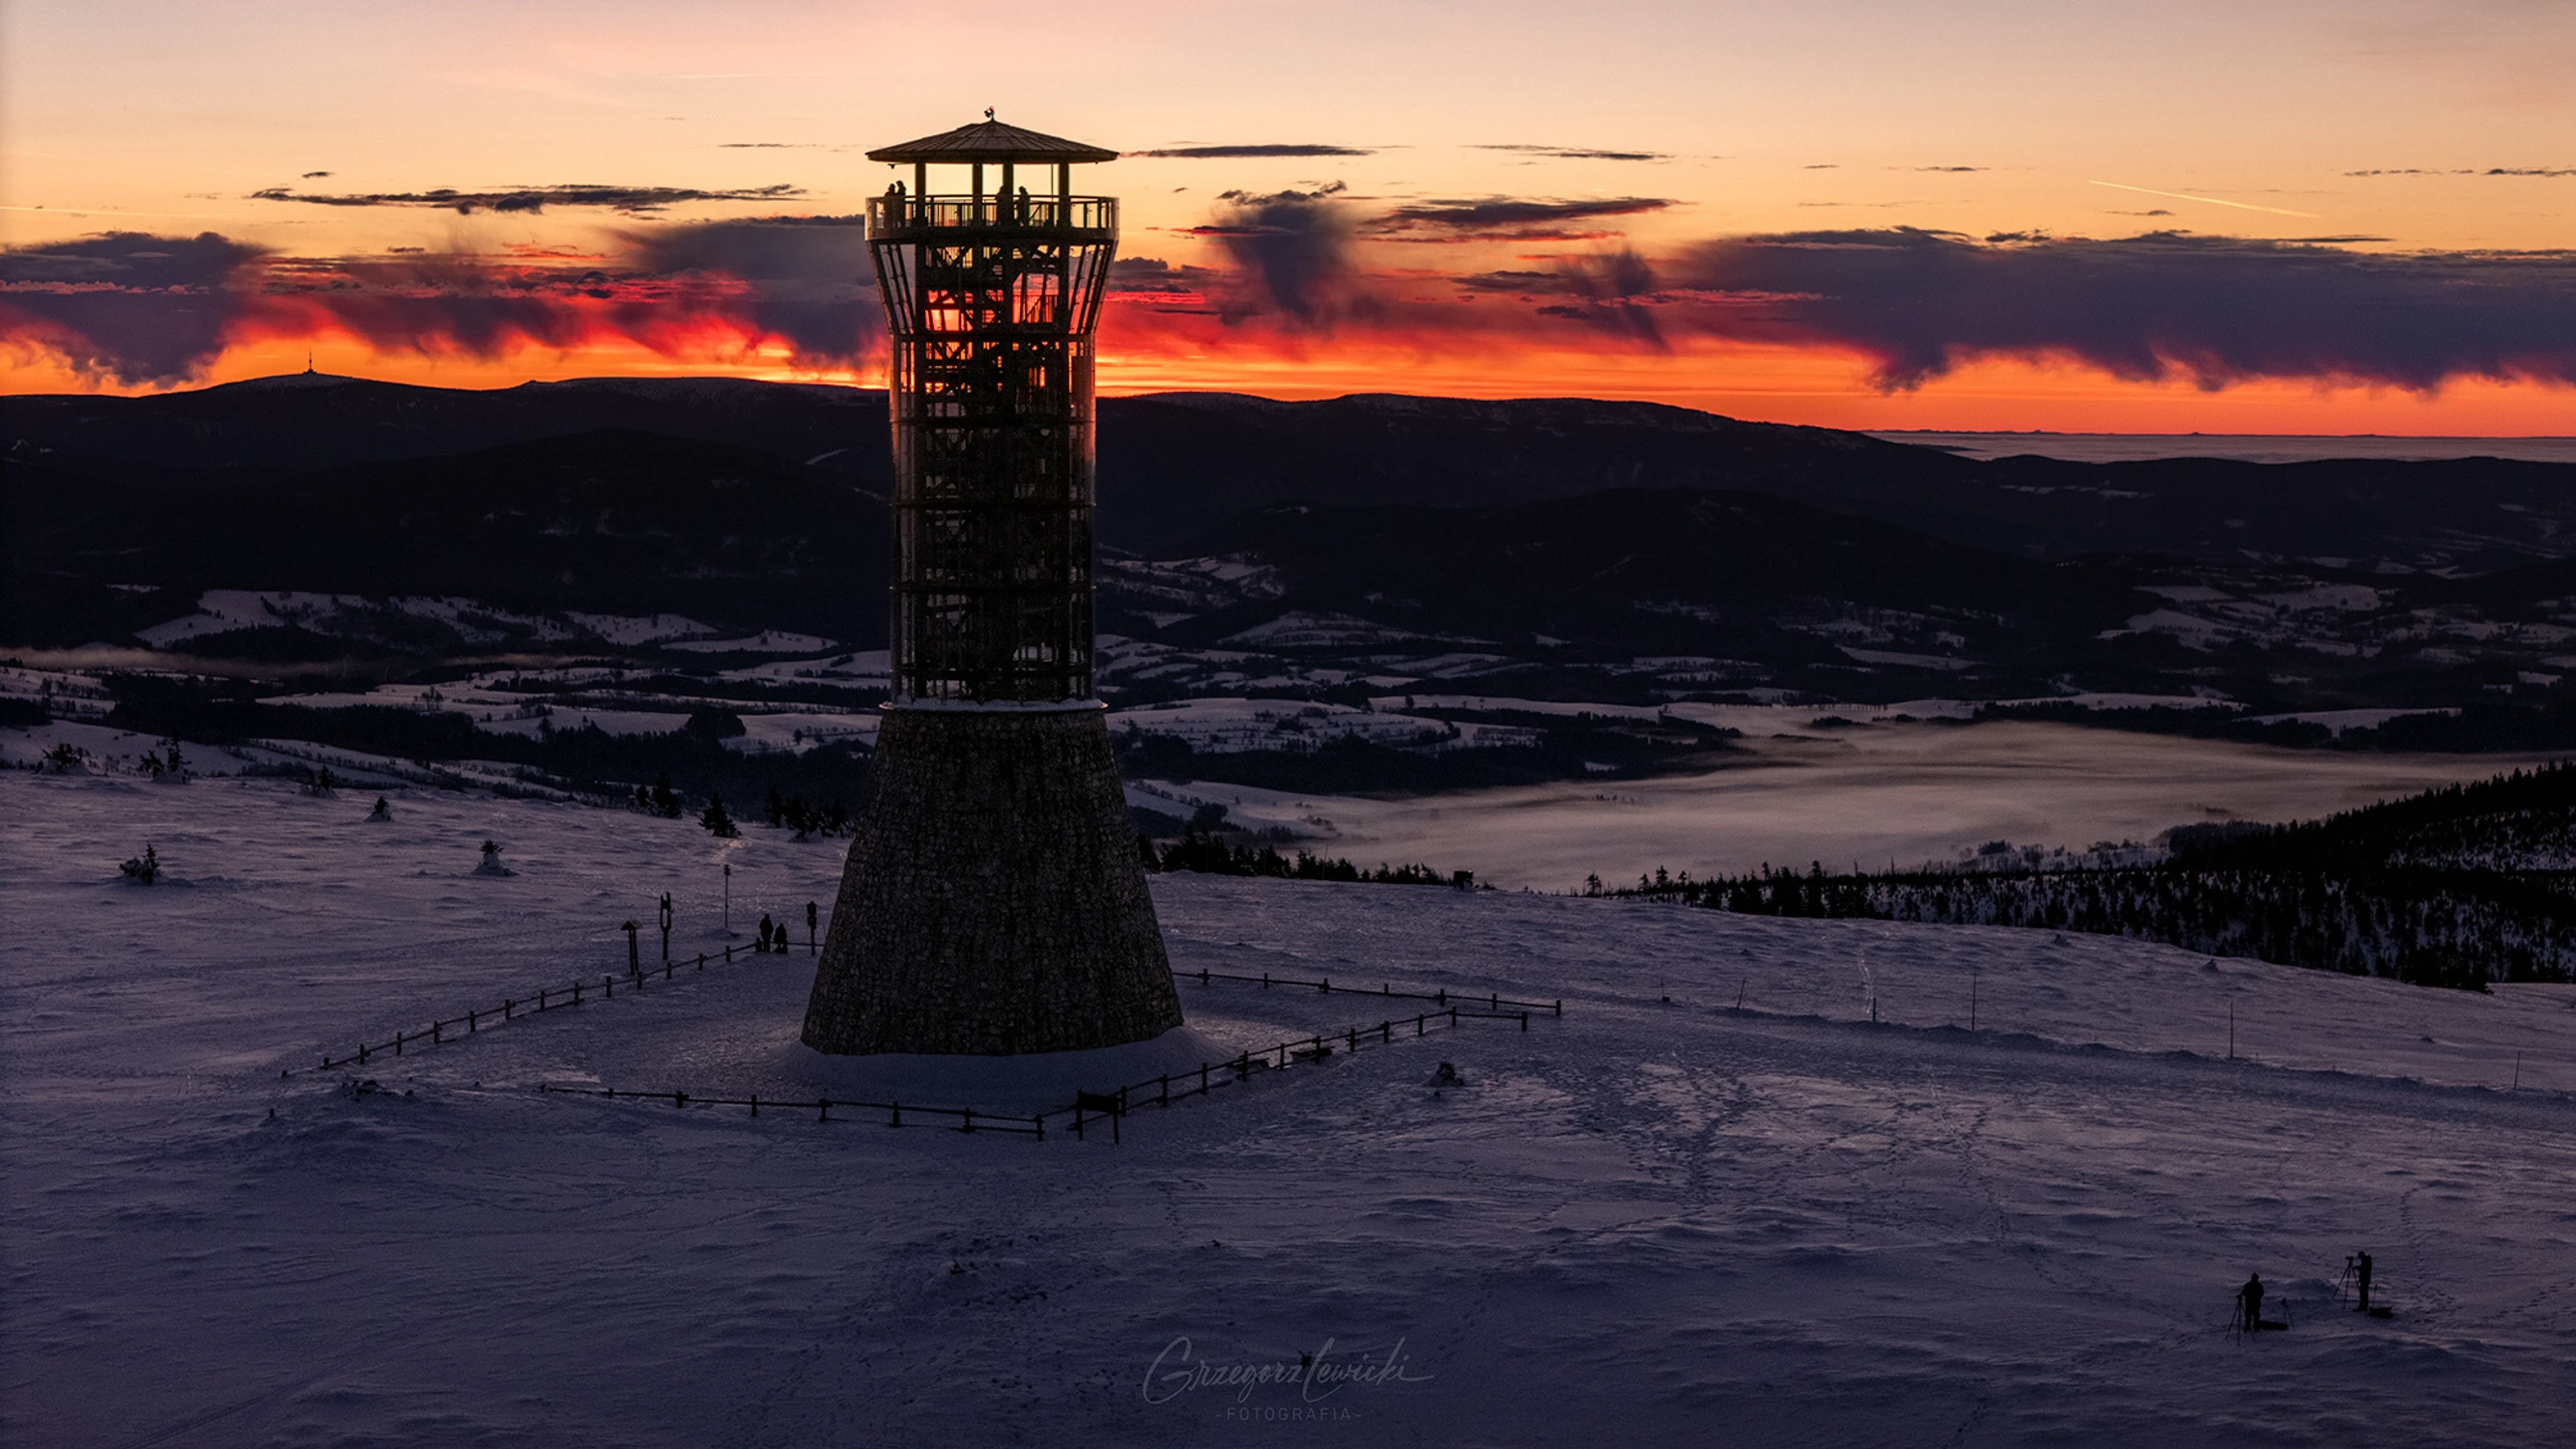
[4,773,2571,1447]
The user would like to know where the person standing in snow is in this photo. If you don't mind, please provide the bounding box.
[2238,1273,2265,1332]
[2354,1251,2372,1313]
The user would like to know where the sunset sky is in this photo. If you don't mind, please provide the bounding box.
[4,0,2571,431]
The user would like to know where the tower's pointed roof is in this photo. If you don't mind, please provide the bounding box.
[867,119,1118,165]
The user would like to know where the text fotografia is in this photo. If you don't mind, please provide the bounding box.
[1144,1337,1432,1408]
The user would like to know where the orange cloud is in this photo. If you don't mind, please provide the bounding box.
[10,210,2576,439]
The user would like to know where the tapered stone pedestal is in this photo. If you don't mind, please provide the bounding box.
[801,703,1181,1056]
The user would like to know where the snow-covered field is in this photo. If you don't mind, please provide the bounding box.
[1110,697,1541,755]
[5,770,2572,1447]
[1148,720,2567,891]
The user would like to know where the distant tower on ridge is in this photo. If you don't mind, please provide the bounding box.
[801,116,1183,1057]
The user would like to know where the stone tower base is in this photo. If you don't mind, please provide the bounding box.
[801,703,1183,1056]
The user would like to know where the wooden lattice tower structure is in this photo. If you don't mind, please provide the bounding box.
[803,118,1183,1057]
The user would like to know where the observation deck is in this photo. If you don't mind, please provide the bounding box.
[867,192,1116,241]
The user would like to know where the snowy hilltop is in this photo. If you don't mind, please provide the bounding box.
[3,768,2570,1446]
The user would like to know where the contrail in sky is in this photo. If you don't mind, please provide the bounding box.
[2086,180,2318,217]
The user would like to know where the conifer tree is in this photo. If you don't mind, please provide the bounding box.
[119,843,160,884]
[700,794,741,838]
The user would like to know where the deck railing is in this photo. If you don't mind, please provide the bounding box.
[868,194,1116,234]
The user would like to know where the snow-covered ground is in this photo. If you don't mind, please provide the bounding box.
[4,771,2572,1446]
[664,630,840,655]
[1141,721,2566,890]
[1110,697,1541,755]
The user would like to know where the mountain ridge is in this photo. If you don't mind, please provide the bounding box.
[15,375,2576,566]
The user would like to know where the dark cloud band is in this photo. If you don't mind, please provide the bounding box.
[1129,144,1373,159]
[2347,168,2575,178]
[0,216,875,385]
[12,210,2573,401]
[250,184,806,214]
[1475,145,1666,162]
[1377,196,1674,229]
[1675,228,2576,389]
[0,231,270,385]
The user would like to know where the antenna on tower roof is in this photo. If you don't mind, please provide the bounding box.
[305,350,315,375]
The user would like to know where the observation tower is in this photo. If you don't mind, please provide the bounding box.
[801,116,1183,1056]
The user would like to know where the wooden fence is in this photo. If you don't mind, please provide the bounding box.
[296,946,1563,1145]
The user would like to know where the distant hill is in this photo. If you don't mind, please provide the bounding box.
[1142,489,2151,696]
[2173,759,2576,873]
[0,373,890,479]
[6,428,886,653]
[1628,763,2576,986]
[12,375,2576,718]
[13,375,2576,565]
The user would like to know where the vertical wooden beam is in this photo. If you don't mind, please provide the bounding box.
[1058,161,1074,326]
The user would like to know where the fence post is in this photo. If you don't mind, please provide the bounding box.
[573,983,582,1005]
[891,1102,901,1128]
[696,952,706,972]
[1033,1114,1044,1142]
[358,1043,369,1064]
[750,1093,759,1118]
[1321,977,1331,994]
[504,998,513,1020]
[467,1009,477,1034]
[1554,1000,1562,1016]
[431,1021,440,1044]
[1261,972,1269,988]
[725,945,734,964]
[1159,1074,1171,1106]
[962,1107,975,1134]
[1415,1013,1424,1037]
[393,1034,402,1057]
[817,1095,831,1122]
[1520,1011,1529,1033]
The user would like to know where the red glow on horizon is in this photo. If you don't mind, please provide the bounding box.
[7,270,2571,436]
